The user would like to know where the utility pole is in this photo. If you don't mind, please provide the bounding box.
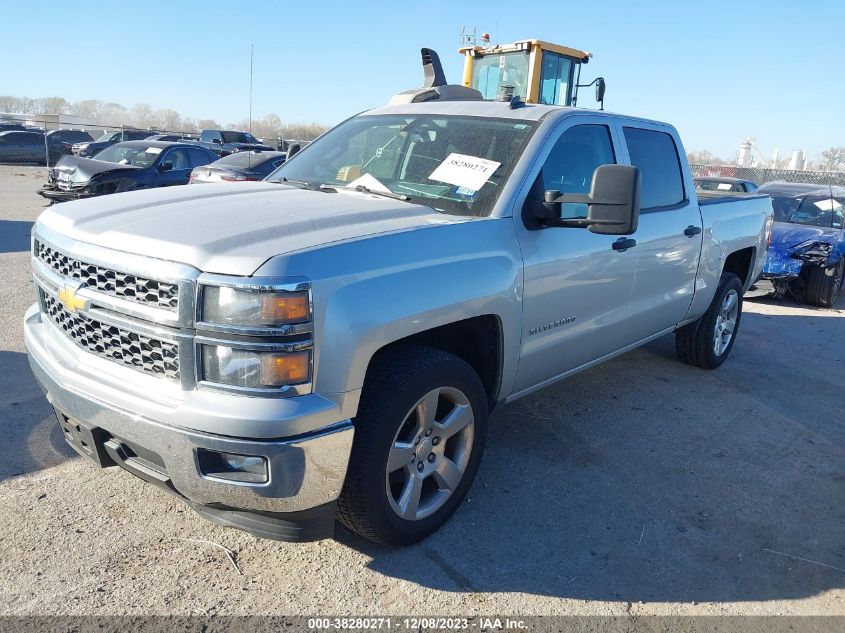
[249,44,254,136]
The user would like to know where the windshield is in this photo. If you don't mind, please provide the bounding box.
[221,131,259,144]
[787,194,845,228]
[471,51,530,101]
[94,133,115,142]
[93,144,161,168]
[267,114,537,217]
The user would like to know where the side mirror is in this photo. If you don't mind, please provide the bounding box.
[531,164,640,235]
[595,77,606,104]
[286,143,302,159]
[159,162,174,172]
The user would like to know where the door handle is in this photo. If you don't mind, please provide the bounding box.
[684,225,702,237]
[612,237,637,252]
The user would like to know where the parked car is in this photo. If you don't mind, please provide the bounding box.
[754,181,845,307]
[189,150,286,183]
[146,133,197,142]
[72,130,158,157]
[189,129,274,156]
[38,140,218,202]
[24,86,772,546]
[694,176,758,193]
[45,129,95,158]
[0,130,55,164]
[0,123,29,132]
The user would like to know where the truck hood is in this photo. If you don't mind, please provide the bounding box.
[764,221,842,276]
[51,155,140,184]
[36,182,473,275]
[770,221,838,251]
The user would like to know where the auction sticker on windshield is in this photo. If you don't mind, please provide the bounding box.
[428,153,501,192]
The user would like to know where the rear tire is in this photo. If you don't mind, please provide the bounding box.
[337,345,488,546]
[804,259,844,308]
[676,272,743,369]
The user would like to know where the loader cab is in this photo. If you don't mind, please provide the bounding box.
[459,40,599,107]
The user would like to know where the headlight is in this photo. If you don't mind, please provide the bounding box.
[196,276,313,395]
[201,285,310,329]
[200,343,311,389]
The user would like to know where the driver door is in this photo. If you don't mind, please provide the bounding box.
[512,120,639,395]
[156,148,193,186]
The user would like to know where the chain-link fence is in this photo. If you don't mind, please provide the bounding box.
[0,114,309,167]
[690,163,845,188]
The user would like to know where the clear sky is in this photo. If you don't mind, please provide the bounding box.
[2,0,842,161]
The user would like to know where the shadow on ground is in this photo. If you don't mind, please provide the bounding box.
[0,351,74,481]
[337,309,845,603]
[0,220,33,254]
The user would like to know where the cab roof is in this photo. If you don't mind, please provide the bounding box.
[363,100,673,131]
[458,39,591,63]
[364,100,569,121]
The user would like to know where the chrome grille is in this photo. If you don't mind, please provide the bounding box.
[36,240,179,311]
[43,291,180,380]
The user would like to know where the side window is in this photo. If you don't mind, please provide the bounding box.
[540,124,615,219]
[623,127,685,209]
[187,148,213,167]
[833,197,845,229]
[539,53,573,106]
[161,148,190,170]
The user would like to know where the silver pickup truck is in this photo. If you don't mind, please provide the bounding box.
[24,96,773,546]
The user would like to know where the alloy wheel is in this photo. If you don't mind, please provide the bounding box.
[385,386,475,521]
[713,289,739,356]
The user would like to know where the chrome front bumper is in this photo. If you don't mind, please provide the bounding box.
[24,304,354,540]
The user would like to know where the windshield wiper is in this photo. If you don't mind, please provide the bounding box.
[336,184,410,201]
[276,177,315,190]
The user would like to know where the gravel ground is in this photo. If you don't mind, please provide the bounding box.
[0,165,843,617]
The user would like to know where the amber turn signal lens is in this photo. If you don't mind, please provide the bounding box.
[259,351,310,386]
[259,292,310,324]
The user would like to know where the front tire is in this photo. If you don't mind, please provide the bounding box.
[676,272,744,369]
[804,259,844,308]
[337,345,488,546]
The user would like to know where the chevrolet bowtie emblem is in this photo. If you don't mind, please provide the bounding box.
[57,284,89,313]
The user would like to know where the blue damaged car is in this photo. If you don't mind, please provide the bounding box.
[756,182,845,307]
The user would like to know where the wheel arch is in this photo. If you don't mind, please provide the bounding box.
[363,315,505,412]
[722,246,756,289]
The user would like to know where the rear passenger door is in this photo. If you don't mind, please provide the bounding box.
[621,125,702,340]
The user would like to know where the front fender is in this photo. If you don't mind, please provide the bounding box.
[254,218,524,405]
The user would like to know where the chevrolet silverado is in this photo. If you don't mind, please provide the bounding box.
[25,92,773,545]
